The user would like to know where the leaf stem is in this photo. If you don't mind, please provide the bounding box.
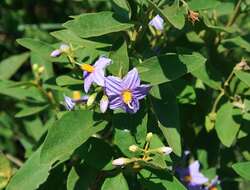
[226,0,242,27]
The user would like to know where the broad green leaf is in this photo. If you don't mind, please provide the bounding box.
[40,110,106,164]
[112,0,131,21]
[0,52,29,80]
[109,38,129,76]
[222,36,250,52]
[6,148,51,190]
[17,38,67,62]
[64,11,134,38]
[189,0,221,11]
[137,52,206,85]
[50,29,111,48]
[215,102,241,147]
[0,80,45,102]
[56,75,83,86]
[232,162,250,180]
[0,154,12,189]
[234,70,250,87]
[191,63,222,90]
[162,2,185,30]
[139,169,187,190]
[147,0,185,29]
[150,84,182,156]
[15,104,49,118]
[101,173,129,190]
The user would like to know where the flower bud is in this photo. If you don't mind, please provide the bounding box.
[87,92,97,107]
[59,44,70,53]
[129,145,139,152]
[146,132,153,142]
[32,64,39,71]
[188,10,199,24]
[112,157,130,166]
[38,66,45,74]
[50,49,61,57]
[157,146,173,155]
[100,95,109,113]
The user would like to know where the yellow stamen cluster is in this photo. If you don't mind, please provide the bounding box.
[81,64,95,73]
[72,91,81,100]
[184,175,192,182]
[122,90,132,104]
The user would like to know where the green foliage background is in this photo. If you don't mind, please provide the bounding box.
[0,0,250,190]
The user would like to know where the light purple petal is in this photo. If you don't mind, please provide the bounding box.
[100,96,109,113]
[94,56,112,69]
[122,68,140,90]
[133,84,151,100]
[84,74,94,93]
[125,98,140,113]
[64,96,75,110]
[149,14,164,31]
[50,49,61,57]
[93,69,105,87]
[189,161,200,175]
[190,173,209,185]
[105,76,123,96]
[83,71,90,78]
[109,95,124,110]
[187,184,203,190]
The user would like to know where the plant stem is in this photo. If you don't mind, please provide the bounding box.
[5,153,23,167]
[226,0,242,27]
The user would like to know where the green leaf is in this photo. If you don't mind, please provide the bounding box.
[64,11,134,38]
[6,148,51,190]
[191,62,222,90]
[112,0,131,21]
[232,161,250,180]
[234,70,250,87]
[188,0,221,11]
[139,169,187,190]
[15,104,49,118]
[222,36,250,52]
[101,173,129,190]
[137,52,206,85]
[215,102,241,147]
[147,0,185,29]
[109,38,129,76]
[0,52,29,80]
[50,29,111,48]
[56,75,83,86]
[17,38,66,62]
[0,80,45,102]
[40,110,106,164]
[150,84,182,156]
[162,2,185,30]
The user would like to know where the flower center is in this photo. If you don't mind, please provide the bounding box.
[184,175,192,182]
[122,90,132,104]
[72,91,81,100]
[210,187,217,190]
[81,64,95,73]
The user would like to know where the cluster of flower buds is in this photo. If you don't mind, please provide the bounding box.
[112,132,173,167]
[235,58,250,71]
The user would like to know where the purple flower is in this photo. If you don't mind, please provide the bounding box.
[64,94,89,111]
[176,161,209,190]
[205,176,219,190]
[149,15,164,31]
[50,49,61,57]
[82,56,112,93]
[105,68,151,113]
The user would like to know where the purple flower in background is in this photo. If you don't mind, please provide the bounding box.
[149,14,164,31]
[50,44,70,57]
[105,68,151,113]
[82,56,112,93]
[176,161,209,190]
[64,92,89,111]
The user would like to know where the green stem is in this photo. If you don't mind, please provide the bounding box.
[226,0,242,27]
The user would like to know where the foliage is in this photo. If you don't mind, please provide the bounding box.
[0,0,250,190]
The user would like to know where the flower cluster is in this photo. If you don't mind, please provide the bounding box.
[51,47,151,113]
